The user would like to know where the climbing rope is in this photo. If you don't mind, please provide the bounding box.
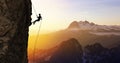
[32,3,38,17]
[33,20,42,63]
[32,2,42,63]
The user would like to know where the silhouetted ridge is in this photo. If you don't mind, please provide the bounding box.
[50,38,83,63]
[58,38,81,49]
[84,43,120,63]
[33,38,120,63]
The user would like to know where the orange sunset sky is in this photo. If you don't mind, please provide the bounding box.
[28,0,120,50]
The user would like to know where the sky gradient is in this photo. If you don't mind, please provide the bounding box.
[30,0,120,34]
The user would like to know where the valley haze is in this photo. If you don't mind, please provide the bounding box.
[28,21,120,49]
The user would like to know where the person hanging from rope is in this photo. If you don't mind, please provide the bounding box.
[33,14,42,25]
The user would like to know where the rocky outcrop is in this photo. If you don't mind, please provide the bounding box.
[0,0,31,63]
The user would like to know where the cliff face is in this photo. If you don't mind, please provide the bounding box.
[0,0,31,63]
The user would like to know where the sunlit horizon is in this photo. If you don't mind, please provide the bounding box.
[30,0,120,35]
[28,0,120,51]
[28,1,120,62]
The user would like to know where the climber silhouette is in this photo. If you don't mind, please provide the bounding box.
[33,14,42,25]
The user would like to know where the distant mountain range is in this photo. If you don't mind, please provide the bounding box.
[29,38,83,63]
[29,21,120,63]
[29,21,120,49]
[29,38,120,63]
[68,21,120,35]
[68,21,120,32]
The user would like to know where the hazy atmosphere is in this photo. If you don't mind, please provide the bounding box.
[28,0,120,63]
[30,0,120,34]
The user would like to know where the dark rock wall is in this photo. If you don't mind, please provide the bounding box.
[0,0,31,63]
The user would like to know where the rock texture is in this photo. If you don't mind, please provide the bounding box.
[0,0,31,63]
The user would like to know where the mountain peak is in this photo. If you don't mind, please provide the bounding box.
[59,38,81,49]
[50,38,83,63]
[68,21,79,29]
[68,20,97,29]
[67,21,120,32]
[79,21,96,26]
